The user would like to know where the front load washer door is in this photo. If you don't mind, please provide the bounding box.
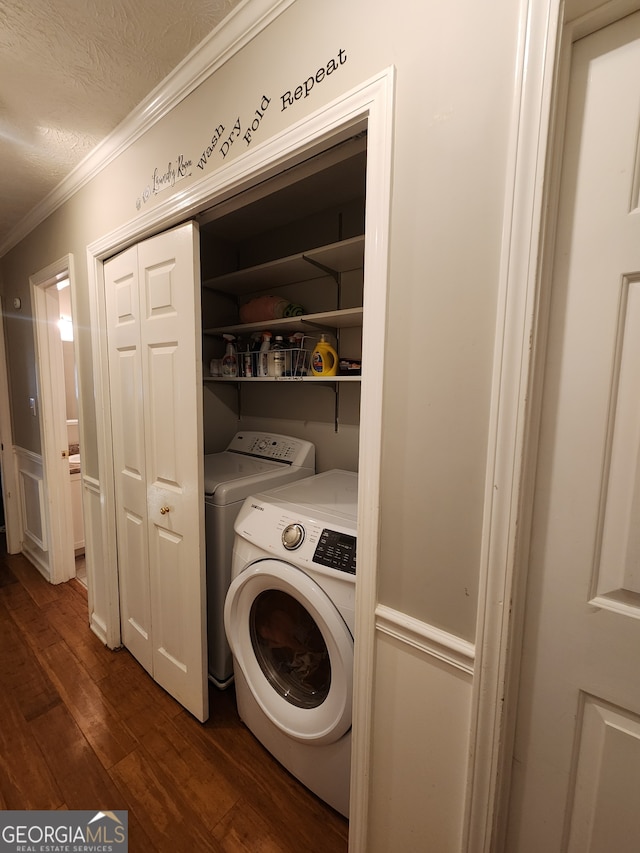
[224,559,353,745]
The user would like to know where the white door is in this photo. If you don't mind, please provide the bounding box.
[505,14,640,851]
[105,222,208,722]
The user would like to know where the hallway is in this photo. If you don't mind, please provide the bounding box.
[0,538,349,852]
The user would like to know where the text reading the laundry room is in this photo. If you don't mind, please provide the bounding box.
[136,153,192,208]
[280,49,348,111]
[152,155,192,193]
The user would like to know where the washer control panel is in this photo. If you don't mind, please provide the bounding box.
[313,529,357,575]
[227,431,315,466]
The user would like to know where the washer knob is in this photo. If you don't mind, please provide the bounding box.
[282,523,305,550]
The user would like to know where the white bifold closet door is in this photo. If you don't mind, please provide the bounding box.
[104,221,208,722]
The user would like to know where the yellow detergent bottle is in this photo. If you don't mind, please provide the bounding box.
[311,334,338,376]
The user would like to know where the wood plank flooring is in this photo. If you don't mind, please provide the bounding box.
[0,539,349,852]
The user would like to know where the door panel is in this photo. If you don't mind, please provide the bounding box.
[506,13,640,851]
[138,223,206,721]
[594,279,640,608]
[105,248,152,673]
[567,696,640,853]
[146,344,181,487]
[105,222,207,722]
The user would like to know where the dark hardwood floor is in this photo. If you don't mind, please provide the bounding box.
[0,538,349,852]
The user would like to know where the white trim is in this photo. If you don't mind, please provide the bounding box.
[376,605,475,676]
[349,68,395,853]
[86,67,395,852]
[86,251,122,649]
[463,0,564,849]
[20,541,50,581]
[0,0,296,259]
[82,473,100,491]
[14,446,42,466]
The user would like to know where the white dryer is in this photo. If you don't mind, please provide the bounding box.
[204,432,315,689]
[224,469,357,817]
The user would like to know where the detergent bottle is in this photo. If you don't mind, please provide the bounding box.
[311,334,338,377]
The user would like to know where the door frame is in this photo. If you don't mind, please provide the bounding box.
[30,255,81,584]
[465,0,640,850]
[86,68,394,850]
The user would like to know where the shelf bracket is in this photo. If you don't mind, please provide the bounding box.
[302,254,343,317]
[299,318,335,334]
[312,380,340,432]
[301,254,340,283]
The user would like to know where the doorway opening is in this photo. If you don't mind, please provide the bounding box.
[57,276,86,584]
[31,256,85,586]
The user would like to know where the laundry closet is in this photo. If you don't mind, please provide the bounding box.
[198,133,366,466]
[196,135,366,815]
[102,130,367,723]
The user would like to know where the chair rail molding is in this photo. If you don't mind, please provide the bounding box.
[376,605,475,676]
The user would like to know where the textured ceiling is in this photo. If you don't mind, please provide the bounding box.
[0,0,242,251]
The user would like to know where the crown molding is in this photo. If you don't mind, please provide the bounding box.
[0,0,295,258]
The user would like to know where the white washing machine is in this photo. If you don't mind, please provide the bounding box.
[224,469,357,817]
[204,432,315,689]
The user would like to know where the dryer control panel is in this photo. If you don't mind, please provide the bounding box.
[313,529,357,574]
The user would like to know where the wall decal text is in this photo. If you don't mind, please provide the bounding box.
[136,154,192,209]
[243,95,271,146]
[134,47,349,211]
[280,49,347,111]
[220,117,242,158]
[197,124,225,170]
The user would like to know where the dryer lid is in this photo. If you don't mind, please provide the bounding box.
[203,452,282,497]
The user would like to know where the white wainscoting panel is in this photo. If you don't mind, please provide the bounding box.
[81,473,111,645]
[15,447,50,580]
[367,607,474,852]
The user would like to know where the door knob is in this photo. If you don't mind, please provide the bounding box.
[160,505,170,515]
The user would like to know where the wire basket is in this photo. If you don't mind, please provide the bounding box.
[271,346,310,378]
[241,346,311,378]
